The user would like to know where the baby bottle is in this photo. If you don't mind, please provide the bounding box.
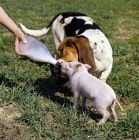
[18,36,57,65]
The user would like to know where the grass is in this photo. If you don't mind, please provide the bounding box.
[0,0,139,139]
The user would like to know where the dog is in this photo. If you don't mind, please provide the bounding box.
[61,61,124,124]
[20,12,112,82]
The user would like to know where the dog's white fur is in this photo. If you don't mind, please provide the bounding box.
[78,29,113,82]
[61,61,124,124]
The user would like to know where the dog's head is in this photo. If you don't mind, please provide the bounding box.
[57,37,78,62]
[57,36,96,73]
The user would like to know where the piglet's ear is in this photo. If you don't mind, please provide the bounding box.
[76,64,82,72]
[84,64,91,70]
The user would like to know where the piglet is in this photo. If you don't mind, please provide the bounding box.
[61,61,124,124]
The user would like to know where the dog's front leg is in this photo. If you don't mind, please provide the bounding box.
[51,20,65,59]
[52,36,60,59]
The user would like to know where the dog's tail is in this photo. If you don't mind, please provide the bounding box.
[116,99,124,111]
[20,23,50,36]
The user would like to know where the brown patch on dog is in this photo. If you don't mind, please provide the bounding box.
[60,18,64,24]
[58,36,96,73]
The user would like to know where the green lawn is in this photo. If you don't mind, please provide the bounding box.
[0,0,139,139]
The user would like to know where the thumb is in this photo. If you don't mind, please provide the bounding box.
[22,38,27,44]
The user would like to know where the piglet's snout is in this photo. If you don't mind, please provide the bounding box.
[61,62,68,78]
[61,61,68,69]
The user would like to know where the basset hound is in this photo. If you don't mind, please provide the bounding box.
[20,12,112,82]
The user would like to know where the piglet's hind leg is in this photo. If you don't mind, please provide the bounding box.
[109,100,118,122]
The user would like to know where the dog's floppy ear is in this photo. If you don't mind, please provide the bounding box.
[73,36,96,73]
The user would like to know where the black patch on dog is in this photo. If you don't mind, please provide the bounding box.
[47,12,87,28]
[63,16,101,37]
[64,17,86,36]
[77,23,101,35]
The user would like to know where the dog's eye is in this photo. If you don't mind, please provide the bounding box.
[57,51,60,56]
[57,50,62,57]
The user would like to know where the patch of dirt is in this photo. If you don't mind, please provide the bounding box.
[0,103,26,140]
[112,17,139,42]
[0,103,21,122]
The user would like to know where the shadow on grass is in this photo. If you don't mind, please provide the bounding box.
[33,74,74,107]
[78,106,102,123]
[0,74,17,87]
[89,111,102,123]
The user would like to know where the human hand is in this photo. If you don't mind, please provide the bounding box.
[14,31,27,55]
